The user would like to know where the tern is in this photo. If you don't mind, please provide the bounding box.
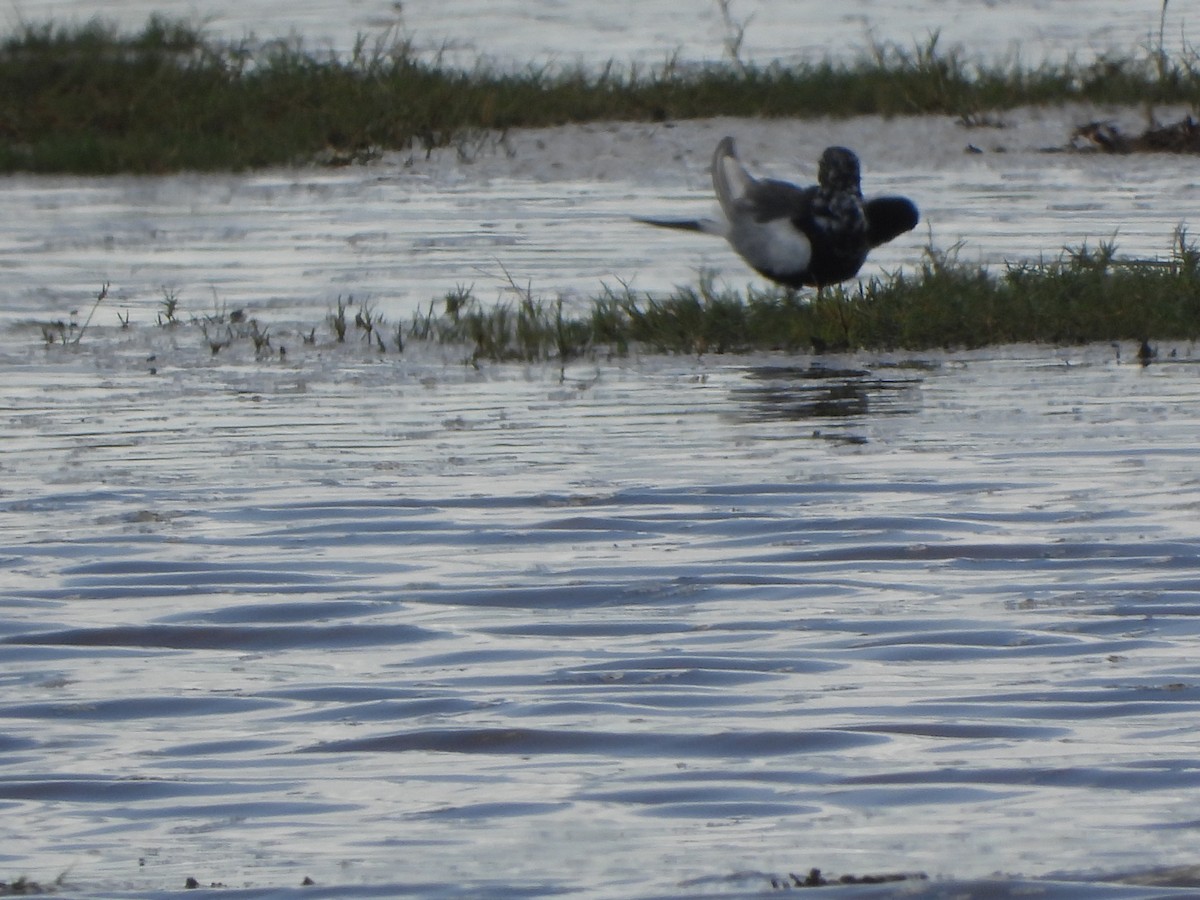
[635,137,919,288]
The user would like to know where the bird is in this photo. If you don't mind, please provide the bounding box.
[635,137,919,289]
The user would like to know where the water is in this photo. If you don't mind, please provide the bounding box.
[4,2,1200,898]
[5,0,1175,68]
[5,338,1200,897]
[1,113,1196,331]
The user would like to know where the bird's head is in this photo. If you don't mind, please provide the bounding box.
[817,147,862,194]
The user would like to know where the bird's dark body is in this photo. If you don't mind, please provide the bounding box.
[751,178,866,288]
[745,181,916,287]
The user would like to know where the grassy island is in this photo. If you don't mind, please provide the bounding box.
[1,16,1198,174]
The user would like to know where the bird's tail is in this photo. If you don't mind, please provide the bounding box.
[632,215,725,236]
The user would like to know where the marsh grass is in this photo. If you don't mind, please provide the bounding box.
[156,287,181,327]
[4,16,1200,173]
[34,235,1199,362]
[37,283,109,346]
[0,870,69,895]
[328,296,351,342]
[416,232,1200,360]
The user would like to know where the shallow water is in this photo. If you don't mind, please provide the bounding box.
[5,3,1200,898]
[2,114,1197,332]
[7,0,1178,68]
[4,337,1200,897]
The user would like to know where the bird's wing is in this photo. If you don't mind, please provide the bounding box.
[711,136,753,218]
[864,196,920,248]
[712,137,816,224]
[743,179,816,223]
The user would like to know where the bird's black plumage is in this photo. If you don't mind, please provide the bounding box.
[635,137,919,288]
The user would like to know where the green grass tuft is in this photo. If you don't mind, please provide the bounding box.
[32,234,1200,363]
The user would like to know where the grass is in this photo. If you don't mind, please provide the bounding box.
[0,871,69,895]
[15,11,1200,359]
[48,232,1194,362]
[396,231,1200,361]
[2,15,1200,173]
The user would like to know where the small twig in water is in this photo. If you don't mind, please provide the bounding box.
[70,282,110,345]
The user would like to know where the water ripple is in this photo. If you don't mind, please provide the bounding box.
[4,347,1200,896]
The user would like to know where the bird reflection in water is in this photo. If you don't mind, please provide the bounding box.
[731,364,926,442]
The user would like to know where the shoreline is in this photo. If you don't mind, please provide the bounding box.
[385,104,1199,187]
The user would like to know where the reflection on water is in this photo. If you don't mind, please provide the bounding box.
[732,364,925,440]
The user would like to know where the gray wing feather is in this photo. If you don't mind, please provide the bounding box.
[711,136,751,218]
[742,179,815,223]
[712,137,814,224]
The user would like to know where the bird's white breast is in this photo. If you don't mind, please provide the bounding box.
[733,218,812,277]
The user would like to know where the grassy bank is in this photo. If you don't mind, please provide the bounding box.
[2,16,1200,173]
[43,234,1198,362]
[410,234,1200,361]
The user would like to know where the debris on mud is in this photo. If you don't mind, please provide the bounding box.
[769,868,928,889]
[1069,116,1200,153]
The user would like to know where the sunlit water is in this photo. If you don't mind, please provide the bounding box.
[4,2,1200,899]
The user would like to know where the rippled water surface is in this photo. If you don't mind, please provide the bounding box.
[4,2,1200,898]
[5,339,1200,898]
